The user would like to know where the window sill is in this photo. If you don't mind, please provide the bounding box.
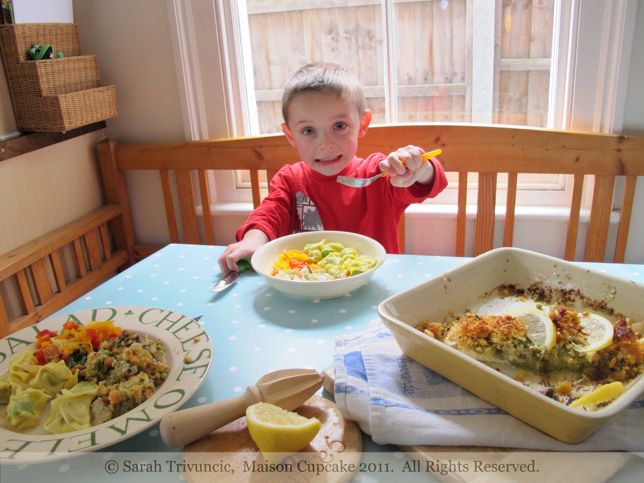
[0,121,106,163]
[405,203,596,222]
[205,201,622,259]
[209,201,605,223]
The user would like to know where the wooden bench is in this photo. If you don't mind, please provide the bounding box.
[0,205,128,336]
[97,123,644,264]
[2,124,642,335]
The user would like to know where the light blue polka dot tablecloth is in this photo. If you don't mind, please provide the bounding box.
[2,244,643,482]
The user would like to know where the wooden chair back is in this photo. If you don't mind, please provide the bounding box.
[97,123,644,264]
[0,206,127,336]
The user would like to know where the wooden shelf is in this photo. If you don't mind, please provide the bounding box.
[0,121,105,163]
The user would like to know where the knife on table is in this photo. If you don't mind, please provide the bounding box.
[210,259,250,293]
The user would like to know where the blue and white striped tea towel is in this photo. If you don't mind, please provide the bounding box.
[333,322,644,451]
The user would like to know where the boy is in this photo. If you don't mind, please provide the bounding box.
[218,62,447,273]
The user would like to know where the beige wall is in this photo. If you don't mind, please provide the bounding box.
[1,0,187,253]
[73,0,185,143]
[0,131,105,254]
[0,0,84,255]
[72,0,190,245]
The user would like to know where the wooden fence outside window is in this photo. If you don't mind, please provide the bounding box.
[246,0,554,133]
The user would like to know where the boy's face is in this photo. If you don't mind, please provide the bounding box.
[281,91,371,176]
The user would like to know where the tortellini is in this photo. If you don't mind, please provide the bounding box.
[5,387,50,430]
[8,351,40,388]
[272,240,377,281]
[44,382,97,434]
[0,378,15,404]
[31,360,78,396]
[2,321,167,435]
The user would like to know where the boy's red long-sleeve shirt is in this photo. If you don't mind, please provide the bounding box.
[236,153,448,253]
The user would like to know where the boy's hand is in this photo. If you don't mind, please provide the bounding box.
[218,229,268,273]
[380,145,436,188]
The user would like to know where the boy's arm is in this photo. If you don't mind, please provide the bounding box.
[218,167,296,273]
[235,168,295,241]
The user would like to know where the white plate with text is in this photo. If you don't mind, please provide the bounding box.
[0,306,213,464]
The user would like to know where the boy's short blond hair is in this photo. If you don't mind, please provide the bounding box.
[281,62,367,123]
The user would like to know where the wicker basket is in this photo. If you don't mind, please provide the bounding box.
[0,23,117,132]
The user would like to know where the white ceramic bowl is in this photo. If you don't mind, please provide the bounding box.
[378,247,644,444]
[251,231,386,300]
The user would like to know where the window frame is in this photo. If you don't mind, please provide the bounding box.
[167,0,637,208]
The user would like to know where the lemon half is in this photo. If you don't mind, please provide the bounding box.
[246,402,321,462]
[574,312,614,353]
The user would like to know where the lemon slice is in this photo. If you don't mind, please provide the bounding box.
[569,382,624,409]
[246,402,321,462]
[516,308,557,351]
[574,312,614,353]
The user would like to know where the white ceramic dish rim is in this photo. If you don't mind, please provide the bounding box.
[377,247,644,420]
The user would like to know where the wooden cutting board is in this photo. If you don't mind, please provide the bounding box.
[182,395,362,483]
